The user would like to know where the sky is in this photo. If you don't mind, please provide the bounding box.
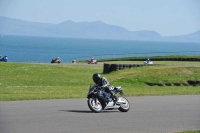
[0,0,200,36]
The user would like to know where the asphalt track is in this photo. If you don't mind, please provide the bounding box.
[0,95,200,133]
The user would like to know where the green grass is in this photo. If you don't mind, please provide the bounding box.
[0,61,200,101]
[97,55,200,62]
[173,130,200,133]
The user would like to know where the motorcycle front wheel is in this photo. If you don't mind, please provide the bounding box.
[87,98,102,113]
[118,97,130,112]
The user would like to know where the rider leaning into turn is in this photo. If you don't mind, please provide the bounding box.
[92,73,118,103]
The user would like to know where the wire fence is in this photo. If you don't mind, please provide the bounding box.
[6,51,200,63]
[75,51,200,61]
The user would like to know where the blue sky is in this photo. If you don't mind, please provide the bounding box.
[0,0,199,36]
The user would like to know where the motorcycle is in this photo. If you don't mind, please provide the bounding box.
[0,55,8,62]
[51,58,61,64]
[87,58,97,64]
[144,60,153,65]
[87,84,130,113]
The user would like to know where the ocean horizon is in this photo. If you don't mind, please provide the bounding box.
[0,35,200,63]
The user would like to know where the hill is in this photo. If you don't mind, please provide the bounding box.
[0,16,200,42]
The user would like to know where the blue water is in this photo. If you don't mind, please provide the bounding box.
[0,35,200,63]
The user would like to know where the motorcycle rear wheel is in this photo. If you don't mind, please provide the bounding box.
[118,97,130,112]
[87,98,102,113]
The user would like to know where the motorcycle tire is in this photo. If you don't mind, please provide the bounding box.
[87,98,102,113]
[118,97,130,112]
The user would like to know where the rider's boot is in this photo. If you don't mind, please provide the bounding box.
[113,95,118,104]
[110,91,118,105]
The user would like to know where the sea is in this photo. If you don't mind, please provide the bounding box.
[0,35,200,63]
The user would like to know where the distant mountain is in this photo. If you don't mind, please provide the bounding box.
[0,16,199,42]
[162,30,200,42]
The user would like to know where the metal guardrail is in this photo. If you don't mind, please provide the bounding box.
[74,51,200,61]
[5,51,200,63]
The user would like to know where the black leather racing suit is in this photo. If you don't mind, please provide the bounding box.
[95,77,117,101]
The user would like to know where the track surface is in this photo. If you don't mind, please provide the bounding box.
[0,95,200,133]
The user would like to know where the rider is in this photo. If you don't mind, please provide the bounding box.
[92,73,118,103]
[146,58,150,63]
[55,57,60,60]
[1,55,8,62]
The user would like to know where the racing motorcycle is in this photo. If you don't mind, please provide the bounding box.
[87,58,97,64]
[51,58,61,64]
[87,84,130,113]
[144,61,153,65]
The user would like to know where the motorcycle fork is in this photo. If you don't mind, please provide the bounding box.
[94,98,99,106]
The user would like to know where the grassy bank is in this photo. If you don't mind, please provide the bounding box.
[0,61,200,101]
[174,130,200,133]
[97,55,200,62]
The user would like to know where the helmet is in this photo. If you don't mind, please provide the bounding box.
[92,73,101,84]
